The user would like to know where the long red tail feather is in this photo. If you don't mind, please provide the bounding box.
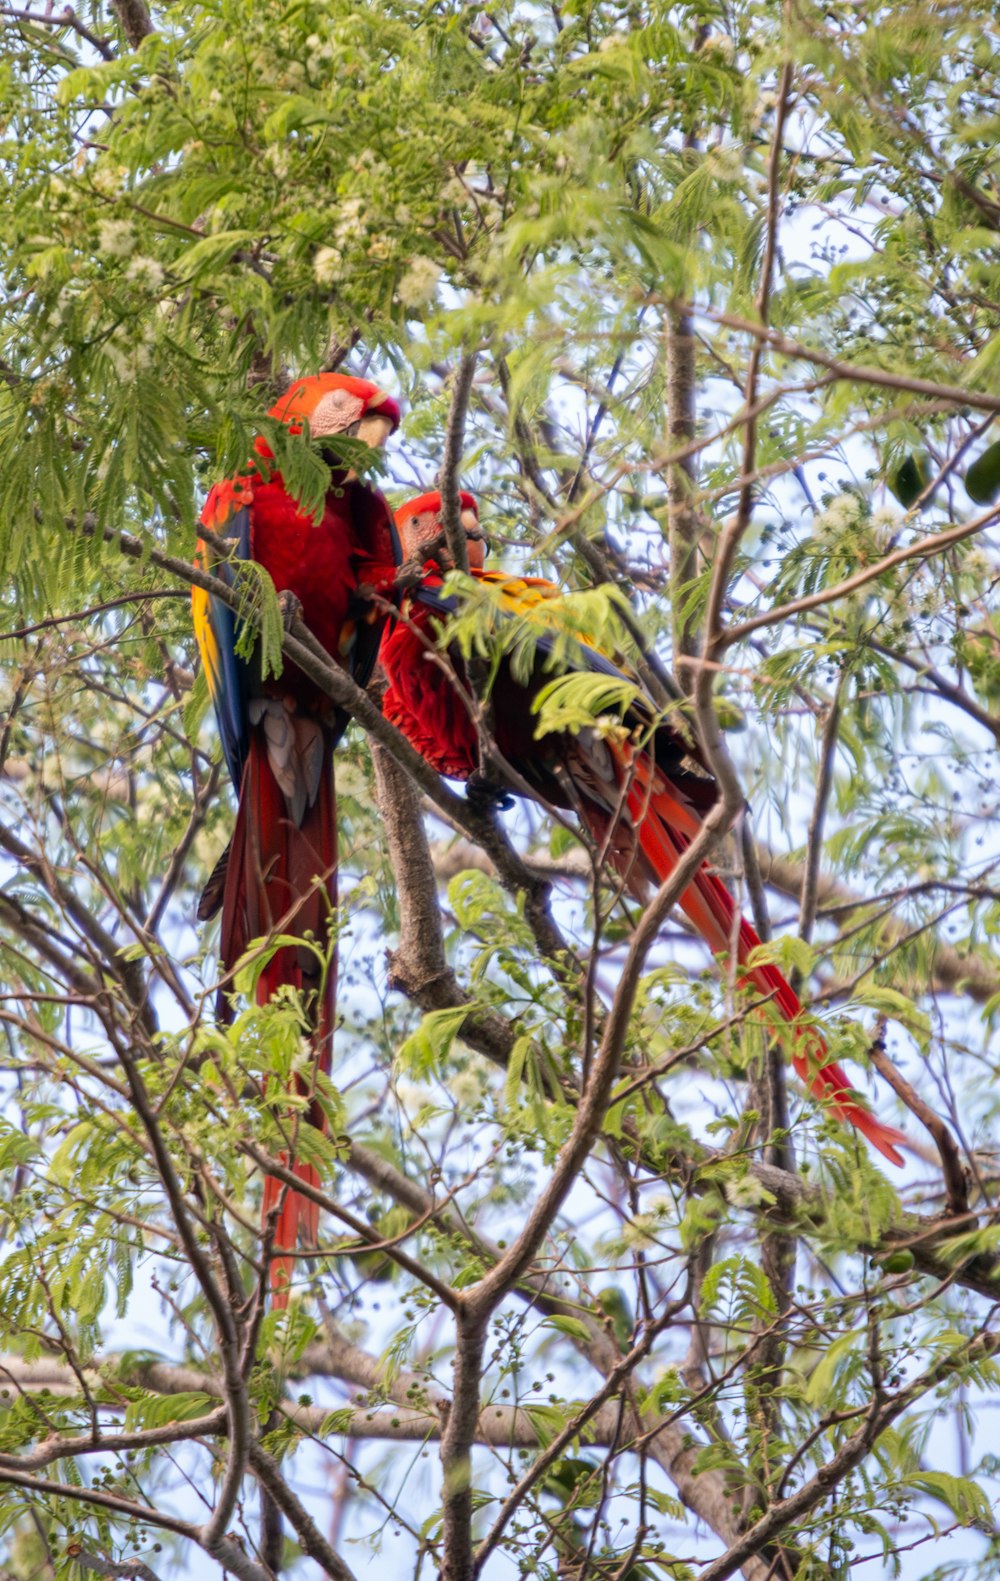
[589,750,906,1166]
[221,733,338,1306]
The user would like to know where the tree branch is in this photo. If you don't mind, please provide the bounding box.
[108,0,152,48]
[691,302,1000,416]
[723,508,998,647]
[797,674,844,954]
[664,306,699,676]
[437,352,477,574]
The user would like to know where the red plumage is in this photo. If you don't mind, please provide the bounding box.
[379,494,906,1168]
[222,728,338,1300]
[195,374,401,1305]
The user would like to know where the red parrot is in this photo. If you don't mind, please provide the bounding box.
[380,491,906,1167]
[193,373,402,1304]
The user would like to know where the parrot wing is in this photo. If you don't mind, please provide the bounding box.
[408,569,703,780]
[193,495,254,793]
[193,490,256,923]
[399,564,906,1167]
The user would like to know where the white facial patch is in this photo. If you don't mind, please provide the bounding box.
[404,512,439,554]
[309,387,365,436]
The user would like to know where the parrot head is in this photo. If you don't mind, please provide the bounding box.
[394,490,485,569]
[268,371,401,450]
[200,374,402,534]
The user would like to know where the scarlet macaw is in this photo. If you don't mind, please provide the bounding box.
[193,373,402,1303]
[380,491,906,1166]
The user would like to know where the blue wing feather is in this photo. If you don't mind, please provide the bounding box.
[196,506,252,791]
[412,580,638,688]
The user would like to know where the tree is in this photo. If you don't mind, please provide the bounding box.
[0,0,999,1576]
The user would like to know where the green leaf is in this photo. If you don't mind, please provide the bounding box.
[525,1403,572,1447]
[124,1391,218,1431]
[851,984,931,1048]
[396,1005,472,1078]
[174,229,257,282]
[543,1314,593,1343]
[804,1329,861,1408]
[904,1470,993,1529]
[531,671,641,739]
[965,439,1000,504]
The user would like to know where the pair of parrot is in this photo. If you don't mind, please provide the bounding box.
[193,373,905,1305]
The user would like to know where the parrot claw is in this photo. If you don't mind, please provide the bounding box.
[392,558,430,595]
[466,770,515,812]
[277,589,304,632]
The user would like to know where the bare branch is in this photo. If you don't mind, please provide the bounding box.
[868,1030,969,1217]
[108,0,152,48]
[664,307,699,673]
[0,4,115,58]
[798,674,845,953]
[437,352,477,574]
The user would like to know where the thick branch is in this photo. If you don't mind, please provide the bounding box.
[441,1312,486,1581]
[0,1353,618,1448]
[371,745,516,1065]
[437,352,477,574]
[798,675,844,953]
[108,0,151,47]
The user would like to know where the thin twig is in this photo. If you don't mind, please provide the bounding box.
[868,1029,969,1217]
[798,674,845,954]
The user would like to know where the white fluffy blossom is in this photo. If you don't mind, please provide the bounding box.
[125,256,164,290]
[312,246,342,285]
[703,31,736,59]
[91,165,125,197]
[334,195,366,243]
[98,219,135,257]
[395,1080,432,1115]
[813,492,862,538]
[448,1068,484,1106]
[265,144,291,177]
[964,547,993,582]
[104,338,151,382]
[305,31,334,62]
[396,255,441,308]
[868,504,899,547]
[869,505,898,531]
